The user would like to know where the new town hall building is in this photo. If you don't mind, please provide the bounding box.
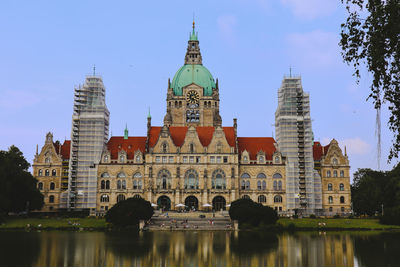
[32,24,351,216]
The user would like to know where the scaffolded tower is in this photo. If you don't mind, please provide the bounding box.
[275,76,322,215]
[64,75,110,211]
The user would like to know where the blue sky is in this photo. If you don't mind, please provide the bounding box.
[0,0,397,179]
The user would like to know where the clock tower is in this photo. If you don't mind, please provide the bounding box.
[164,22,222,127]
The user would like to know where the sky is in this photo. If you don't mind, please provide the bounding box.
[0,0,397,180]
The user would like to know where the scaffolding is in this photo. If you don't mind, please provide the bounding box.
[275,76,322,215]
[62,75,110,211]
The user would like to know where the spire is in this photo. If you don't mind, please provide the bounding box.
[185,21,202,65]
[147,107,151,119]
[124,124,128,140]
[36,144,38,155]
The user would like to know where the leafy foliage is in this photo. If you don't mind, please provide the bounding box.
[352,164,400,216]
[105,197,154,227]
[0,146,43,216]
[229,198,278,227]
[380,206,400,225]
[340,0,400,161]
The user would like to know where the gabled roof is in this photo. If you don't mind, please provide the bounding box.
[107,136,146,160]
[313,141,330,161]
[148,126,236,148]
[237,137,276,160]
[53,140,71,160]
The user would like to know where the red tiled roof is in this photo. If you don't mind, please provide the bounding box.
[107,137,146,159]
[148,126,236,148]
[237,137,276,160]
[61,140,71,159]
[313,141,330,161]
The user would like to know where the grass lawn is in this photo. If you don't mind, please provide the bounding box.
[278,218,400,230]
[0,217,107,230]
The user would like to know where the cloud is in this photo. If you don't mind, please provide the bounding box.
[286,30,341,69]
[217,15,237,43]
[322,137,371,155]
[281,0,337,19]
[0,90,40,110]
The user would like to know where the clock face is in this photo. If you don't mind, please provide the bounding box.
[186,90,199,104]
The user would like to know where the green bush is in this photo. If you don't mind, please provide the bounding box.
[105,197,154,227]
[229,198,278,227]
[309,214,316,219]
[380,206,400,225]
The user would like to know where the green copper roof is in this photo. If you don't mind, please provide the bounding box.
[171,64,216,96]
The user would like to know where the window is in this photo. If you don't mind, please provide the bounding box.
[120,155,125,163]
[162,156,167,163]
[38,169,43,176]
[196,156,201,163]
[45,169,50,176]
[49,195,54,203]
[327,170,331,178]
[189,143,195,153]
[184,169,199,189]
[329,207,333,212]
[162,142,168,153]
[257,173,266,179]
[105,180,110,189]
[156,156,161,163]
[258,195,266,203]
[117,194,125,203]
[210,156,215,163]
[38,182,43,190]
[273,181,277,190]
[117,180,122,190]
[241,173,250,179]
[278,181,282,190]
[45,157,50,163]
[242,195,250,199]
[245,180,250,190]
[340,170,344,177]
[117,172,126,178]
[216,157,221,163]
[328,183,333,191]
[341,207,345,212]
[332,158,338,165]
[212,169,226,189]
[262,181,267,190]
[257,181,262,190]
[51,169,57,176]
[169,156,174,163]
[157,169,172,189]
[50,182,55,190]
[133,172,142,189]
[243,156,248,163]
[183,156,188,163]
[340,196,345,203]
[273,173,282,179]
[328,196,333,204]
[122,180,126,189]
[101,172,110,178]
[101,180,105,189]
[340,183,344,191]
[100,194,109,202]
[135,155,141,163]
[274,195,282,203]
[223,156,228,163]
[241,180,246,190]
[275,156,280,163]
[104,155,109,162]
[333,170,338,177]
[189,156,194,163]
[133,194,142,199]
[258,156,264,164]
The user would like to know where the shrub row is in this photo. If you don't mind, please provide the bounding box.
[229,198,278,227]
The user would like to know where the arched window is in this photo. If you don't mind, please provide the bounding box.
[103,155,109,162]
[133,172,142,178]
[241,180,246,190]
[273,181,277,190]
[117,172,126,178]
[278,181,282,190]
[333,170,338,177]
[101,172,110,178]
[243,156,248,163]
[162,142,168,153]
[257,173,266,179]
[327,170,331,178]
[241,173,250,178]
[258,155,264,164]
[258,195,266,203]
[328,196,333,204]
[275,156,280,163]
[340,196,345,203]
[105,180,110,189]
[100,194,109,202]
[274,195,282,203]
[340,170,344,177]
[340,183,345,191]
[136,154,141,163]
[328,183,333,191]
[45,169,50,176]
[38,182,43,190]
[257,181,261,190]
[133,180,138,189]
[245,180,250,190]
[50,182,55,190]
[157,169,172,189]
[51,169,56,176]
[101,180,105,189]
[38,169,43,176]
[212,169,226,189]
[273,173,282,179]
[133,194,142,199]
[262,181,267,190]
[117,180,122,190]
[242,195,250,199]
[117,194,125,203]
[119,154,125,163]
[49,195,54,203]
[122,180,126,189]
[184,169,199,189]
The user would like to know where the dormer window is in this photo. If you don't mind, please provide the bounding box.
[275,156,280,164]
[162,142,168,153]
[104,155,109,162]
[135,154,141,163]
[45,157,50,164]
[243,156,248,163]
[258,156,264,164]
[120,155,125,163]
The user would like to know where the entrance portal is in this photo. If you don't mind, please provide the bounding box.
[157,195,171,211]
[185,196,199,211]
[212,196,226,211]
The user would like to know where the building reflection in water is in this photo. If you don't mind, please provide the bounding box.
[27,231,359,267]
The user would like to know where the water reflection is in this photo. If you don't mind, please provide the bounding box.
[0,230,399,267]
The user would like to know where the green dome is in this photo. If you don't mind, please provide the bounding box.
[171,64,216,96]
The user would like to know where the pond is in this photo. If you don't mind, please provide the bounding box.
[0,230,398,267]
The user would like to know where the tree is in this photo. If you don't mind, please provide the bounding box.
[340,0,400,161]
[105,197,154,227]
[0,146,44,217]
[229,198,278,227]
